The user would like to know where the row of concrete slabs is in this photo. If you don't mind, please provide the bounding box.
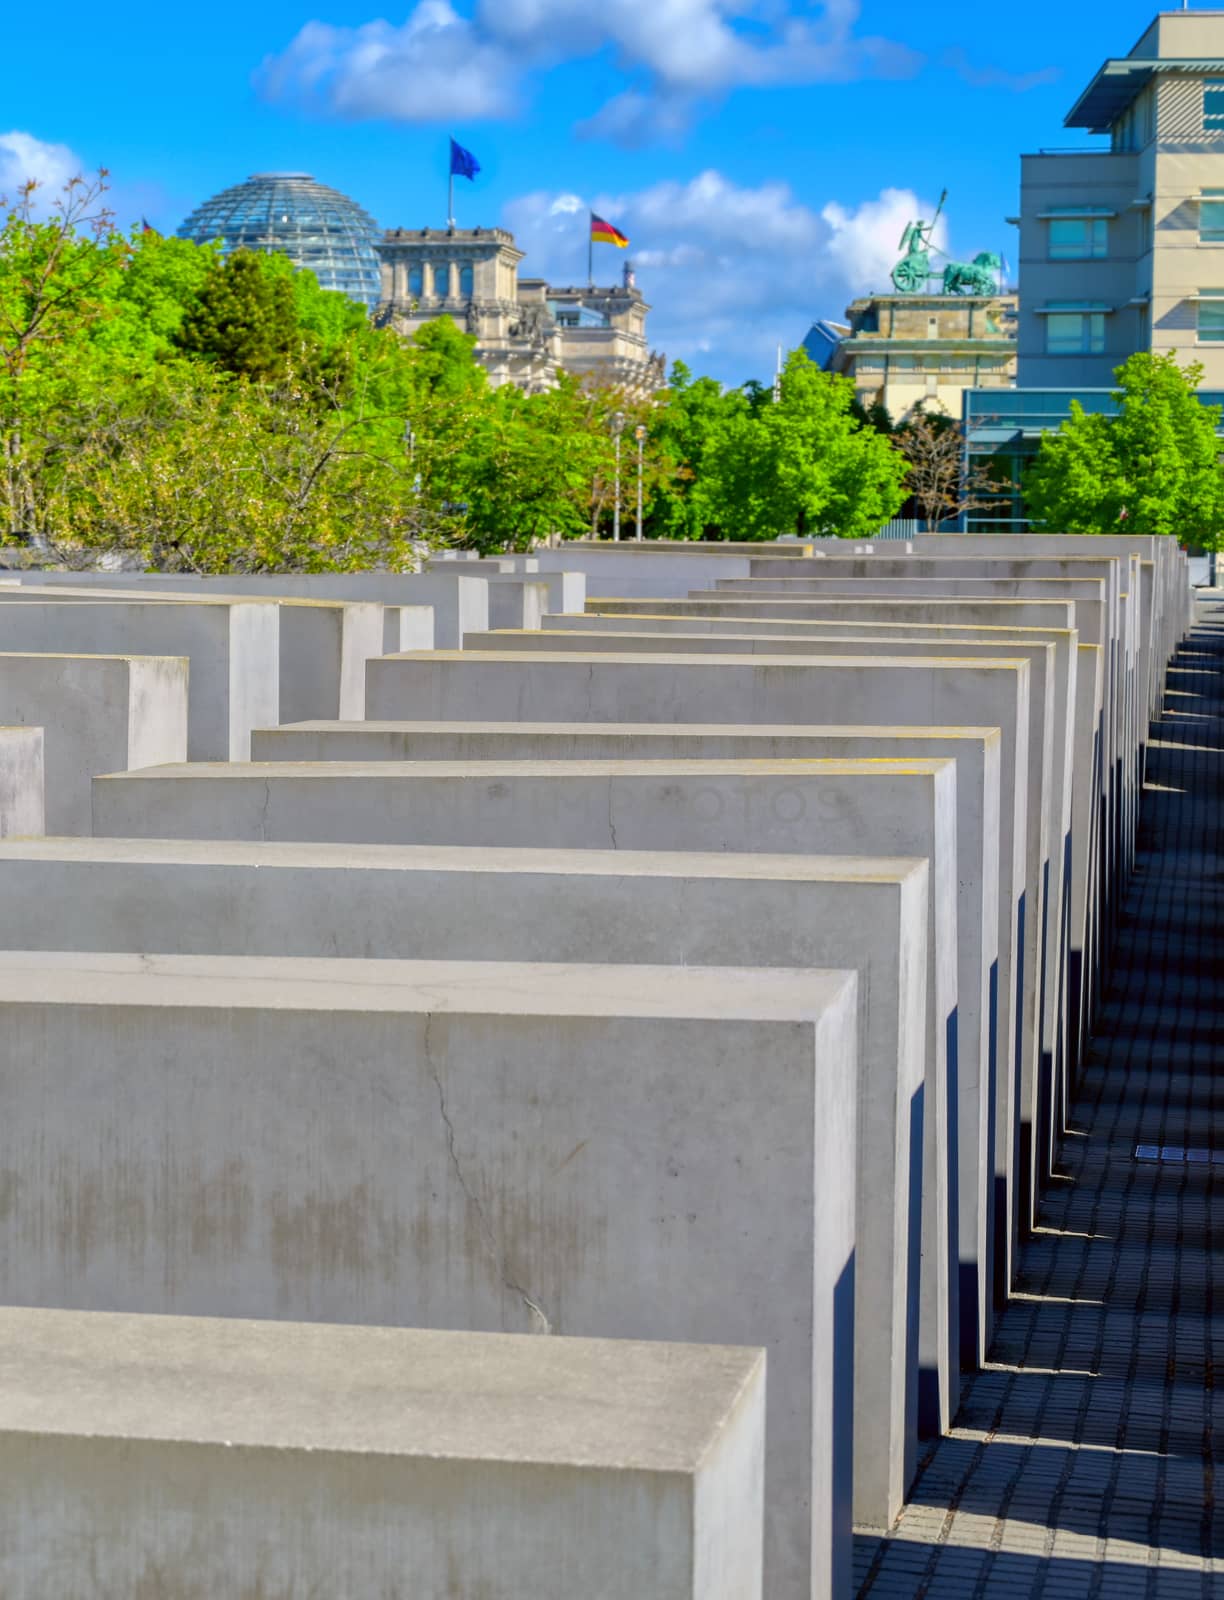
[0,532,1189,1599]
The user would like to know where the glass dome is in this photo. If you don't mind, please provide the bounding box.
[177,173,383,310]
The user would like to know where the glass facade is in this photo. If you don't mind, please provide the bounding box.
[176,173,382,309]
[1045,309,1106,355]
[1201,190,1224,243]
[1048,215,1108,259]
[1205,80,1224,131]
[1199,294,1224,342]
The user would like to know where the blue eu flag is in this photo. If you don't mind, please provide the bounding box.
[449,139,481,181]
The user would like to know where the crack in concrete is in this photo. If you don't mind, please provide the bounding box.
[425,1014,552,1335]
[257,776,272,843]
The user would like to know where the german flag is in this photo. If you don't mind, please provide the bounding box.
[590,213,630,248]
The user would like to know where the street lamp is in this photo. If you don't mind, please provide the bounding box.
[633,423,647,542]
[609,411,626,541]
[404,422,421,495]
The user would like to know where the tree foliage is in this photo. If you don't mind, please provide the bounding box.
[1,171,913,569]
[1026,352,1224,545]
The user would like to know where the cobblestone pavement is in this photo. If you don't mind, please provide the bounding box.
[854,597,1224,1598]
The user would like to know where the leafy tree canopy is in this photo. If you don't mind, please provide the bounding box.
[1026,352,1224,545]
[1,171,914,566]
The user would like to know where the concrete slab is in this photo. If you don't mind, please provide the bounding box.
[384,603,436,653]
[0,834,926,1529]
[93,753,960,1443]
[581,596,1077,632]
[12,578,386,726]
[0,951,854,1600]
[18,568,486,651]
[465,627,1068,1289]
[0,600,275,760]
[0,653,187,834]
[488,576,550,631]
[0,728,43,837]
[0,1307,765,1600]
[695,579,1120,944]
[362,646,1036,1313]
[252,705,1008,1374]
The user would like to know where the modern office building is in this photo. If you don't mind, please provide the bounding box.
[811,292,1017,422]
[1015,10,1224,386]
[960,10,1224,529]
[177,174,383,310]
[376,227,666,396]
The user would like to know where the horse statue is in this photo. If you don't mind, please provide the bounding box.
[941,252,1003,296]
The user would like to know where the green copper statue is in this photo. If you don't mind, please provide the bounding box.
[890,189,1003,295]
[892,189,945,292]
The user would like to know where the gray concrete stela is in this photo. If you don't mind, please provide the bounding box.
[855,597,1224,1597]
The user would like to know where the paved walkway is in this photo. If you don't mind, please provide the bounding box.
[855,598,1224,1597]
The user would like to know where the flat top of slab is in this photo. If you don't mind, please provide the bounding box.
[0,596,276,611]
[266,719,1002,743]
[561,617,1077,639]
[17,586,352,611]
[585,596,1075,609]
[0,1306,762,1470]
[98,756,955,781]
[0,950,856,1022]
[378,649,1032,671]
[0,650,186,665]
[0,837,928,887]
[483,629,1053,655]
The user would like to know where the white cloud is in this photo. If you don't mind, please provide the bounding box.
[503,174,952,383]
[256,6,518,120]
[258,2,923,138]
[821,186,948,296]
[0,131,85,212]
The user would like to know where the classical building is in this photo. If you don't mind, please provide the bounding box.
[1015,9,1224,386]
[808,292,1017,422]
[376,226,665,395]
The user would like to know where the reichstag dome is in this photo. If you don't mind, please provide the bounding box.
[176,173,383,309]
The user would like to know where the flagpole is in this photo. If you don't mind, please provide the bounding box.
[448,169,455,229]
[588,213,593,288]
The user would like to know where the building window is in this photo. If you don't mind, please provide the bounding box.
[1205,80,1224,131]
[433,265,450,297]
[1046,310,1106,354]
[1197,294,1224,341]
[459,263,473,297]
[408,264,423,298]
[1048,216,1108,259]
[1201,191,1224,243]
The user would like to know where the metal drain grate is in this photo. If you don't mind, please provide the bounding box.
[1135,1144,1224,1164]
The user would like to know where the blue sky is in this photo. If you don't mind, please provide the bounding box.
[1,1,1162,382]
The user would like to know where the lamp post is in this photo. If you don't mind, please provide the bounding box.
[633,423,647,542]
[609,411,626,541]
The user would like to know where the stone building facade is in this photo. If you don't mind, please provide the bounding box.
[818,292,1017,422]
[376,226,665,396]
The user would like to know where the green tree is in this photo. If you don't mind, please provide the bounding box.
[646,361,744,539]
[176,249,301,381]
[0,172,137,541]
[438,374,610,552]
[703,349,908,538]
[1026,351,1224,544]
